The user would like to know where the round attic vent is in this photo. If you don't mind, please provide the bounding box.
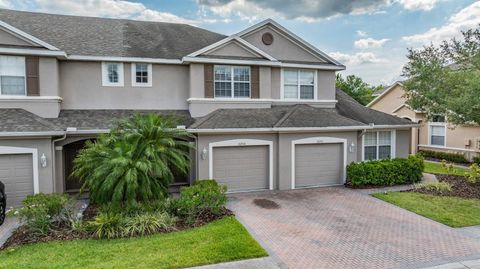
[262,32,274,45]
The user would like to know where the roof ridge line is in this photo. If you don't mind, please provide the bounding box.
[273,105,301,127]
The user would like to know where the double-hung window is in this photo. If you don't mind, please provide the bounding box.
[429,115,446,146]
[214,65,250,98]
[102,62,124,87]
[0,55,26,96]
[283,69,315,100]
[364,131,394,160]
[131,63,152,87]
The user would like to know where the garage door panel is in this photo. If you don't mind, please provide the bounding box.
[213,146,269,192]
[295,143,343,188]
[0,154,34,208]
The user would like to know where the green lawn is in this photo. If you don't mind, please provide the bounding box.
[424,161,469,176]
[373,192,480,228]
[0,217,267,269]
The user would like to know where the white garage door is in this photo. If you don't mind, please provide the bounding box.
[0,154,34,208]
[295,143,343,188]
[213,146,269,192]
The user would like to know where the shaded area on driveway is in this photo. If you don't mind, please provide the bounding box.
[228,187,480,269]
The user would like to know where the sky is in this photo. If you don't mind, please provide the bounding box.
[1,0,479,86]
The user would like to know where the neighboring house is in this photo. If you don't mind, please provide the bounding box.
[367,82,480,161]
[0,9,415,207]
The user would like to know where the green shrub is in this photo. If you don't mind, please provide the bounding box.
[414,181,452,193]
[122,212,176,237]
[14,193,73,236]
[171,180,227,223]
[90,212,124,239]
[347,155,424,187]
[473,156,480,165]
[418,150,468,164]
[73,114,194,206]
[465,163,480,184]
[100,199,173,217]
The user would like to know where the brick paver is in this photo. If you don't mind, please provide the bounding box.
[229,187,480,269]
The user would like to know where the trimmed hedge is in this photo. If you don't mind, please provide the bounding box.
[347,155,424,187]
[418,150,468,164]
[474,156,480,165]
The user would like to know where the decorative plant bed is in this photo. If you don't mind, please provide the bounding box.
[411,174,480,199]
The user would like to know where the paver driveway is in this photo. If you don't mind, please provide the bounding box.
[228,187,480,269]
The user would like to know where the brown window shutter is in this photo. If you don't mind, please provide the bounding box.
[26,56,39,96]
[204,64,214,98]
[251,66,259,99]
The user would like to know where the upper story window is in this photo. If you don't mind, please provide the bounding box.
[429,115,446,146]
[214,65,250,98]
[282,69,316,100]
[131,63,152,87]
[363,131,394,161]
[0,55,26,96]
[102,62,124,87]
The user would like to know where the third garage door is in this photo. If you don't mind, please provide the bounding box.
[213,146,269,192]
[295,143,343,188]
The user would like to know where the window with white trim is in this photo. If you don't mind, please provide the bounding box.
[101,62,124,87]
[0,55,26,96]
[364,131,393,160]
[283,69,315,100]
[429,115,446,146]
[131,63,152,87]
[214,65,250,98]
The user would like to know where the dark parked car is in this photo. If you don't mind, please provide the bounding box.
[0,181,5,225]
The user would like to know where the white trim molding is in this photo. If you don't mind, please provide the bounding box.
[131,63,153,87]
[0,146,40,194]
[101,62,124,87]
[428,121,447,147]
[291,137,347,189]
[418,144,477,153]
[69,55,183,64]
[0,20,60,51]
[0,47,67,57]
[208,139,274,191]
[361,130,396,161]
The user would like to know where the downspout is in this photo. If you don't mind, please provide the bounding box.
[51,127,76,193]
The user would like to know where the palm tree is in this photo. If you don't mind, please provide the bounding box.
[73,114,193,206]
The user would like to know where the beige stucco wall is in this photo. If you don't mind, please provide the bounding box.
[396,129,411,157]
[189,63,204,99]
[242,26,327,63]
[39,57,60,96]
[369,84,407,114]
[59,61,189,110]
[0,28,38,47]
[203,41,261,58]
[0,137,55,194]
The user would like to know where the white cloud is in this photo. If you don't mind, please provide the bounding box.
[354,37,390,49]
[5,0,196,24]
[0,0,11,8]
[330,51,388,65]
[356,30,368,37]
[397,0,438,11]
[402,1,480,44]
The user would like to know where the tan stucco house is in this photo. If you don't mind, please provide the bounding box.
[0,9,415,207]
[367,82,480,161]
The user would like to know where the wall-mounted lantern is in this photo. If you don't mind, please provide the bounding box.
[349,142,356,153]
[201,147,208,160]
[40,153,47,168]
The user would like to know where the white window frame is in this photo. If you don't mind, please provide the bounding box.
[280,68,318,100]
[131,63,152,87]
[428,122,447,147]
[101,62,124,87]
[361,130,396,161]
[0,55,26,96]
[213,65,251,99]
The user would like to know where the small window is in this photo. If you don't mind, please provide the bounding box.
[131,63,152,87]
[0,55,26,96]
[429,115,446,146]
[282,69,315,100]
[102,62,124,87]
[363,131,394,161]
[214,65,250,98]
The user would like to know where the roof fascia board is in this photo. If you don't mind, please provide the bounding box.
[188,125,372,133]
[67,55,183,64]
[237,19,343,66]
[0,131,64,137]
[366,81,404,107]
[0,47,66,57]
[182,56,280,66]
[282,62,345,70]
[0,20,60,51]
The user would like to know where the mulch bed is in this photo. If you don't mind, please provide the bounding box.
[1,206,234,250]
[410,174,480,199]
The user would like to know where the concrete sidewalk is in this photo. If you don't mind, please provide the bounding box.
[188,257,285,269]
[421,258,480,269]
[0,217,20,248]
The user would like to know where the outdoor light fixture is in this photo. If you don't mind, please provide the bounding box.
[40,153,47,168]
[349,142,355,153]
[201,147,208,160]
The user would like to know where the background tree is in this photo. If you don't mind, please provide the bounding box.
[73,114,193,206]
[402,26,480,125]
[335,74,380,105]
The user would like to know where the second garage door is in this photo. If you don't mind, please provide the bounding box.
[294,143,343,188]
[213,146,269,192]
[0,154,34,208]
